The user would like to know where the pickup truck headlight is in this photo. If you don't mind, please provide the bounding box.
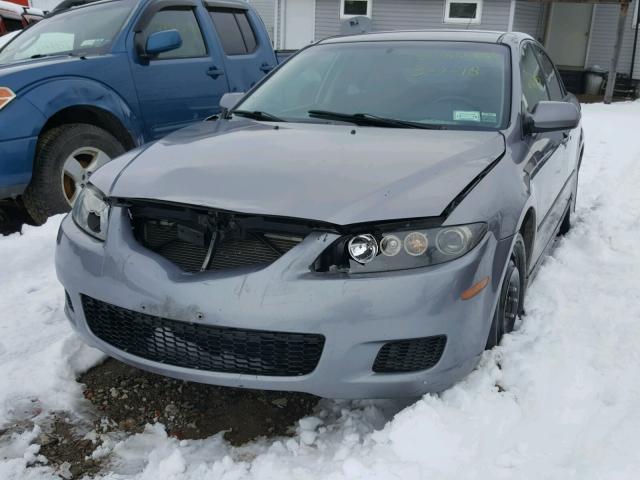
[315,223,487,273]
[72,184,110,241]
[0,87,16,110]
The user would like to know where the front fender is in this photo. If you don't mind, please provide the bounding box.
[23,77,144,146]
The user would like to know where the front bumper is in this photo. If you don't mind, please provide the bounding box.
[0,136,37,198]
[0,96,46,199]
[56,208,513,399]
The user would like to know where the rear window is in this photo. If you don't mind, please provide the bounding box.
[209,8,257,55]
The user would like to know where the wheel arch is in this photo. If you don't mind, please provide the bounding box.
[39,105,137,153]
[518,207,536,272]
[22,77,145,167]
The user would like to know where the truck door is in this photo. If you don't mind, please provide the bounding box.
[206,5,277,93]
[130,2,230,140]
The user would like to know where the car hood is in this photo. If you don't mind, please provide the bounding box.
[107,120,505,225]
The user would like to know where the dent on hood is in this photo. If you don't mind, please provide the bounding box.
[107,121,506,226]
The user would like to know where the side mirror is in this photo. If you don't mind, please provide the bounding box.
[145,29,182,56]
[219,92,245,117]
[220,92,244,111]
[524,101,580,134]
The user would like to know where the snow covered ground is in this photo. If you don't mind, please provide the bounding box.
[1,101,640,479]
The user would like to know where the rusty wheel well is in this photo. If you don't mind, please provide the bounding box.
[39,106,136,153]
[520,208,536,270]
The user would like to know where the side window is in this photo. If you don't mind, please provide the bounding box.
[235,12,257,53]
[520,43,549,112]
[3,17,23,32]
[144,9,207,60]
[534,46,565,101]
[209,9,257,56]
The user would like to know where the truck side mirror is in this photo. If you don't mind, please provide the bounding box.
[524,101,580,134]
[145,29,182,56]
[219,92,245,117]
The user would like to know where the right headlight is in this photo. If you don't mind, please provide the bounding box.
[315,223,487,273]
[71,184,110,241]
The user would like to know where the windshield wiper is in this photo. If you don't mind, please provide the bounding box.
[29,52,82,59]
[232,110,285,122]
[308,110,446,130]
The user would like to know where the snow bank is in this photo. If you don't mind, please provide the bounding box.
[1,101,640,479]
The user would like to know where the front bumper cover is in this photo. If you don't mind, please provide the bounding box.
[56,208,513,399]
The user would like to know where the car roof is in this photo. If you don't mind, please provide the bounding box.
[318,29,533,45]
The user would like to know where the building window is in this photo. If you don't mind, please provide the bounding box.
[340,0,372,19]
[444,0,483,25]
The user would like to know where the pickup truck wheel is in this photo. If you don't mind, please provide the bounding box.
[23,124,124,224]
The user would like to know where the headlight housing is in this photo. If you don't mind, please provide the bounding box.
[71,184,110,241]
[315,222,487,273]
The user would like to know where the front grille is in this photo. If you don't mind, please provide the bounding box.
[82,296,325,377]
[136,218,303,273]
[373,336,446,373]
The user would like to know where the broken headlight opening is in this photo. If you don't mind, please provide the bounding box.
[314,222,487,273]
[72,184,110,241]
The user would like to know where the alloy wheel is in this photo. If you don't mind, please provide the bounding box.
[61,147,112,206]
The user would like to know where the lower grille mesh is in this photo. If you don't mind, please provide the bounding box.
[82,296,325,377]
[373,336,446,373]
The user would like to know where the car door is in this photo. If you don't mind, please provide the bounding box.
[533,44,581,182]
[129,2,230,140]
[206,5,276,93]
[519,42,569,263]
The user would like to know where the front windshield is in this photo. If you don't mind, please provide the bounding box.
[0,1,133,63]
[238,41,511,130]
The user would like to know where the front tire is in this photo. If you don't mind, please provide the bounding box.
[23,124,124,224]
[486,233,527,349]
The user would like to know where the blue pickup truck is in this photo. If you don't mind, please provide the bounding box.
[0,0,276,223]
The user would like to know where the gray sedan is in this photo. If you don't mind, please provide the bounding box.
[56,30,582,399]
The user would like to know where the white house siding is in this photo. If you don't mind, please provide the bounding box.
[586,0,639,80]
[247,0,276,41]
[314,0,512,42]
[315,0,342,40]
[512,0,546,41]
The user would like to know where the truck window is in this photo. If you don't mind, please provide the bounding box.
[0,2,133,63]
[209,9,257,56]
[3,17,23,32]
[143,9,207,60]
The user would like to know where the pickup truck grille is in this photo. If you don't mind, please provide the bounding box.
[127,202,306,273]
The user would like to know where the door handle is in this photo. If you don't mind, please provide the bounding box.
[260,63,275,73]
[207,66,225,79]
[561,132,570,146]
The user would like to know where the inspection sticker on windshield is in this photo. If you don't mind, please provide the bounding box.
[482,112,497,123]
[453,111,481,122]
